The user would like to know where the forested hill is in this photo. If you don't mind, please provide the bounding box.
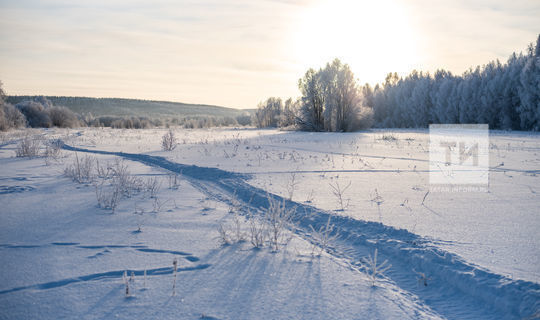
[6,96,252,119]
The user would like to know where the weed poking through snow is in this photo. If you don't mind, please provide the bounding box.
[94,180,120,213]
[144,176,161,199]
[64,153,95,183]
[286,172,299,201]
[414,269,432,287]
[309,215,338,257]
[266,195,295,252]
[362,249,391,287]
[249,210,266,249]
[370,189,384,223]
[329,179,351,211]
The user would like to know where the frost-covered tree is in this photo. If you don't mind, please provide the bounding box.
[410,74,432,127]
[0,104,26,131]
[517,35,540,130]
[361,83,374,109]
[498,53,524,130]
[366,35,540,131]
[255,97,283,128]
[298,68,325,131]
[323,59,363,131]
[0,81,26,131]
[297,59,371,132]
[279,98,299,128]
[0,81,5,106]
[260,35,539,131]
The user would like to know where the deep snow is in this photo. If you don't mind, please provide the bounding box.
[0,127,539,319]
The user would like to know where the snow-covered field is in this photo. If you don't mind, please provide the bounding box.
[0,127,538,319]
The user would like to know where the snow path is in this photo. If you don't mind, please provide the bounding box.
[61,142,540,319]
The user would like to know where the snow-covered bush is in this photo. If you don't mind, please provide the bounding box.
[217,210,246,246]
[48,106,79,128]
[63,154,149,213]
[110,117,151,129]
[249,213,266,249]
[380,134,397,142]
[265,195,295,252]
[10,95,80,129]
[94,181,119,213]
[15,134,41,157]
[95,159,114,180]
[217,194,296,251]
[217,223,233,246]
[15,100,52,128]
[161,129,177,151]
[144,176,161,198]
[231,211,246,242]
[0,103,26,131]
[64,153,95,183]
[110,159,143,197]
[43,139,63,163]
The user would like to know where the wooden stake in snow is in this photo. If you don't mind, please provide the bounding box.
[144,268,147,288]
[123,270,130,297]
[172,258,178,296]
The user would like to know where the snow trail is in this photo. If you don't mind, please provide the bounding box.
[61,142,540,319]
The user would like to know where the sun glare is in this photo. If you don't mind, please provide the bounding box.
[293,0,420,85]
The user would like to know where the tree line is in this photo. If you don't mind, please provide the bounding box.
[256,34,539,131]
[0,87,79,130]
[0,88,254,131]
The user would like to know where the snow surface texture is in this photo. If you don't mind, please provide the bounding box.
[0,127,539,319]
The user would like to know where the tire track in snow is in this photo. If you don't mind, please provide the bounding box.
[60,142,540,320]
[260,143,540,174]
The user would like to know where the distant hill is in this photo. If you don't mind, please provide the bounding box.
[6,96,254,119]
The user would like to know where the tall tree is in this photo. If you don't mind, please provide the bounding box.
[517,35,540,130]
[298,68,325,131]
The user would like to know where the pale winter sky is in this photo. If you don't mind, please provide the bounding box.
[0,0,538,109]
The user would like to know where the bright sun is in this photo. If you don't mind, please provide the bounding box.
[293,0,421,85]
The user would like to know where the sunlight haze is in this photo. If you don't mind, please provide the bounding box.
[0,0,538,108]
